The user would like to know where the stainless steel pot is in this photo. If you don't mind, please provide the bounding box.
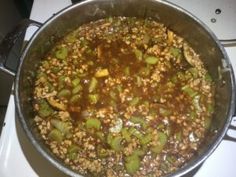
[0,0,236,176]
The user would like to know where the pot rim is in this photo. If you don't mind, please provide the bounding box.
[14,0,236,177]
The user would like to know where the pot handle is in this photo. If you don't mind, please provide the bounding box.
[0,19,42,76]
[219,39,236,47]
[223,117,236,142]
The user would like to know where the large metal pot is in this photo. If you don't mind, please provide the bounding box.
[0,0,235,176]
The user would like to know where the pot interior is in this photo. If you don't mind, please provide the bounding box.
[16,0,235,176]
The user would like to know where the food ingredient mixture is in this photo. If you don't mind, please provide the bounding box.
[33,17,215,177]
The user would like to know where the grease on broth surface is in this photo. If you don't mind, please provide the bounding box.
[33,17,215,177]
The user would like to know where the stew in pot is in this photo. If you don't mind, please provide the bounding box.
[33,17,215,177]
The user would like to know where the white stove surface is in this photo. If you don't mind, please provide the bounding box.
[0,1,236,177]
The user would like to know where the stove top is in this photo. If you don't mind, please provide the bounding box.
[0,0,236,177]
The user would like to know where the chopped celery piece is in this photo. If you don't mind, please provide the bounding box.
[55,47,68,60]
[136,76,142,87]
[140,133,152,145]
[125,155,140,175]
[205,73,213,82]
[170,47,181,58]
[67,145,79,160]
[151,132,167,154]
[88,77,98,93]
[166,155,176,164]
[159,108,172,117]
[38,99,53,118]
[47,97,67,111]
[95,68,109,77]
[188,68,198,78]
[133,149,145,156]
[129,127,143,139]
[145,56,159,65]
[110,136,123,151]
[42,61,49,69]
[129,97,140,106]
[72,78,80,87]
[51,67,60,73]
[68,145,79,153]
[58,76,66,90]
[58,89,71,98]
[78,72,88,77]
[133,49,143,61]
[160,163,168,172]
[97,145,108,157]
[67,152,77,160]
[181,85,198,98]
[121,128,131,142]
[69,94,81,104]
[85,118,101,130]
[124,66,130,76]
[88,94,99,104]
[37,72,47,80]
[130,116,147,129]
[49,129,63,142]
[193,95,202,113]
[65,34,77,43]
[45,82,54,92]
[177,72,185,81]
[107,133,113,145]
[158,132,168,144]
[51,119,70,135]
[36,74,47,85]
[72,85,82,94]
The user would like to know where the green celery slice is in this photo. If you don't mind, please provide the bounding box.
[58,89,71,98]
[48,129,63,142]
[151,132,167,154]
[72,78,80,87]
[110,136,123,151]
[38,99,53,118]
[145,56,159,64]
[133,49,143,61]
[88,77,98,93]
[85,118,101,130]
[51,119,70,135]
[125,155,140,175]
[88,94,99,104]
[55,47,68,60]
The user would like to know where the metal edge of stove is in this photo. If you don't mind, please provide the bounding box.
[0,0,236,177]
